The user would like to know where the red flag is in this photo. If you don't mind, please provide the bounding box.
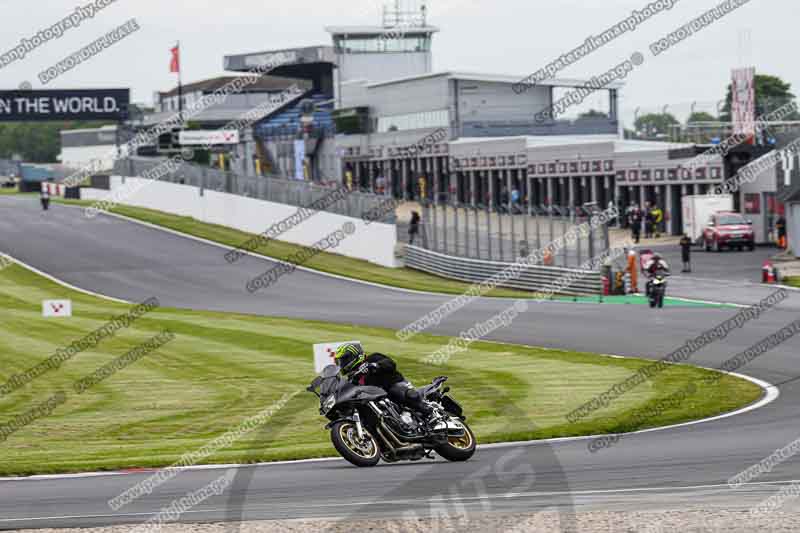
[169,45,180,74]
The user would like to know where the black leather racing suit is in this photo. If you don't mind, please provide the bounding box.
[351,353,433,417]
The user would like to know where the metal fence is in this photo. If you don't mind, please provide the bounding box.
[400,204,611,269]
[113,157,394,221]
[404,246,602,295]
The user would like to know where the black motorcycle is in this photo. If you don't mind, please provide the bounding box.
[307,364,476,467]
[647,274,667,308]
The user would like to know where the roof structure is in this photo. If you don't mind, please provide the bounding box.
[158,76,307,98]
[365,70,626,90]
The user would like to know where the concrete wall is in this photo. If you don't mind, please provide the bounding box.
[457,80,550,123]
[81,176,399,267]
[739,163,778,244]
[361,75,450,118]
[789,202,800,257]
[59,145,118,170]
[337,52,432,87]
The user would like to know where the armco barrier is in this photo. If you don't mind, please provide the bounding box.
[404,245,602,295]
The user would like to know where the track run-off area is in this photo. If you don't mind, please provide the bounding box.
[1,195,800,530]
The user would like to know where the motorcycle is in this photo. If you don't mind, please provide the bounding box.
[307,364,476,467]
[647,274,667,308]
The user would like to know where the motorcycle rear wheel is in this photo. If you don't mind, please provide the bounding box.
[331,421,381,467]
[435,420,476,462]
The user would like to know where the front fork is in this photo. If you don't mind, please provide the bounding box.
[352,410,366,440]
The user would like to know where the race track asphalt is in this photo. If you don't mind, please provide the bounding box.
[1,196,800,531]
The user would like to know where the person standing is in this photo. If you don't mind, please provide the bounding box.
[511,187,520,214]
[644,203,655,239]
[631,207,642,244]
[776,215,787,249]
[40,183,51,211]
[626,249,638,294]
[680,234,692,273]
[651,204,664,238]
[408,211,420,245]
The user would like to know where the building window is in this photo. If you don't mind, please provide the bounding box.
[334,35,432,54]
[377,109,449,133]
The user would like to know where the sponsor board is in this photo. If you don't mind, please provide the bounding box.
[42,299,72,318]
[312,340,361,374]
[0,89,129,121]
[178,130,240,146]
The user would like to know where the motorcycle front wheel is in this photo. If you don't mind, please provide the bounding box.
[331,421,381,467]
[435,420,476,462]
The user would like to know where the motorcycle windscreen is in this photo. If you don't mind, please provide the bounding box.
[319,375,342,397]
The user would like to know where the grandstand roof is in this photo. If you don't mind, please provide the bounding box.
[159,76,307,97]
[365,70,625,90]
[223,46,336,72]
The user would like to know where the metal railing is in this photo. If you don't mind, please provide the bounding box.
[404,246,602,296]
[113,156,394,221]
[402,203,611,269]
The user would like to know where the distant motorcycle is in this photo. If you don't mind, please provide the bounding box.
[307,364,476,467]
[647,274,667,309]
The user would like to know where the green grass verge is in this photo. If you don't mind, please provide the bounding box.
[53,198,722,307]
[56,198,540,298]
[0,185,19,195]
[0,261,762,476]
[782,276,800,288]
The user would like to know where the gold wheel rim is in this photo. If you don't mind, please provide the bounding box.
[339,423,378,459]
[448,426,473,449]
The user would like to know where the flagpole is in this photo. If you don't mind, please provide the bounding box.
[176,41,183,121]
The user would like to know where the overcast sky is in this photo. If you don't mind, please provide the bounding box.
[0,0,794,127]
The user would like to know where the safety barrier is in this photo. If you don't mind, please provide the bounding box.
[404,245,603,295]
[114,157,393,222]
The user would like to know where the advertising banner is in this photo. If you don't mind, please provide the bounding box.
[179,130,240,146]
[731,67,756,140]
[0,89,129,121]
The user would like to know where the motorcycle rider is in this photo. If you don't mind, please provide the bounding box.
[643,252,670,297]
[334,343,444,432]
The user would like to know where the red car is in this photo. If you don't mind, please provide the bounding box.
[703,212,755,252]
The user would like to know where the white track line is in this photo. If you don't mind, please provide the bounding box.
[0,252,131,304]
[0,372,777,483]
[54,202,739,306]
[0,202,778,481]
[2,478,800,524]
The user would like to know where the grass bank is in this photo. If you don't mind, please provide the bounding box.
[54,198,721,307]
[0,261,761,476]
[783,276,800,288]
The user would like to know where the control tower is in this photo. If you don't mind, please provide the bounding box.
[325,1,438,102]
